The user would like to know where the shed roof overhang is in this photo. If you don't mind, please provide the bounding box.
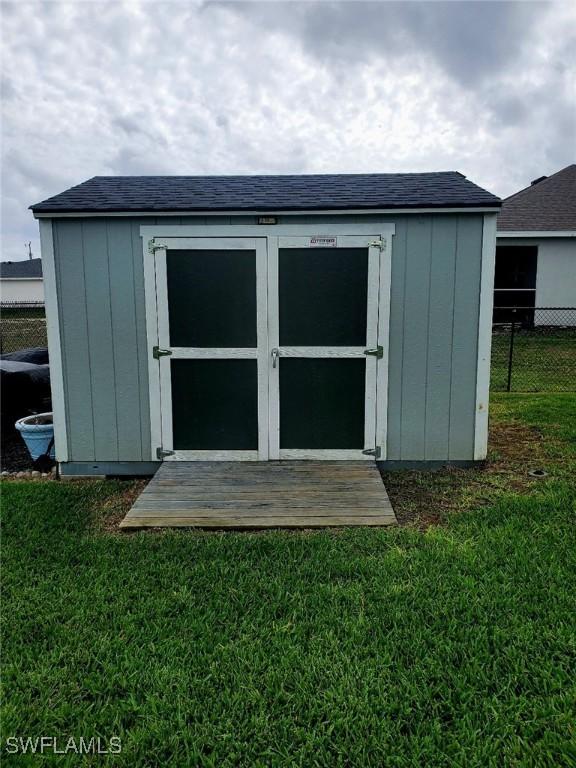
[33,205,501,219]
[497,230,576,239]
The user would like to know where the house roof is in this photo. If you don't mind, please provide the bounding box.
[30,172,501,214]
[497,164,576,232]
[0,258,43,279]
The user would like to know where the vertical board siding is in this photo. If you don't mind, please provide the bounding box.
[386,214,481,460]
[54,213,482,463]
[107,220,143,460]
[54,221,95,460]
[399,217,432,459]
[81,221,118,461]
[424,217,458,459]
[448,216,482,459]
[55,219,150,461]
[385,217,407,459]
[131,219,153,460]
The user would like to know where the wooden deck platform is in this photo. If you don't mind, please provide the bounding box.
[120,461,396,529]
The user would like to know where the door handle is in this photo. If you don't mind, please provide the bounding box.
[271,348,279,368]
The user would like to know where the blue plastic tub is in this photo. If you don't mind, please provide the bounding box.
[15,412,55,460]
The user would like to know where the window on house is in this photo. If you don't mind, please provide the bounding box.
[493,245,537,324]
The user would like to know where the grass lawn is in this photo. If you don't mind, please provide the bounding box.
[491,329,576,392]
[0,313,47,353]
[2,394,576,766]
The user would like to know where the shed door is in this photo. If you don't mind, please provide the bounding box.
[150,234,387,461]
[268,236,382,460]
[154,238,269,460]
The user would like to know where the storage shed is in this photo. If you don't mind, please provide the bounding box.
[30,173,500,476]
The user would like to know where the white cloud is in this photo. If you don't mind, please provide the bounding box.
[1,0,574,261]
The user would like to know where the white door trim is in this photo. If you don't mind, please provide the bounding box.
[150,237,261,251]
[155,248,173,456]
[278,234,387,248]
[474,213,498,460]
[142,224,396,239]
[275,347,367,357]
[142,237,162,458]
[148,236,268,461]
[364,241,381,455]
[167,348,258,359]
[267,236,281,460]
[279,450,373,460]
[256,240,270,460]
[143,227,394,461]
[376,235,393,458]
[270,234,390,461]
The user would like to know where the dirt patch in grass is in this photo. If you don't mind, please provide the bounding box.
[92,480,147,534]
[383,420,561,529]
[87,417,569,534]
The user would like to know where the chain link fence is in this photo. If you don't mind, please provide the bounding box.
[1,302,574,393]
[491,307,576,392]
[0,302,47,354]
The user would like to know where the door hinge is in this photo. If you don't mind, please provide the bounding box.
[148,238,165,255]
[153,346,172,359]
[362,447,382,459]
[368,239,385,251]
[364,346,383,359]
[156,447,174,460]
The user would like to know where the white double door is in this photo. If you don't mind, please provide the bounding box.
[150,234,389,461]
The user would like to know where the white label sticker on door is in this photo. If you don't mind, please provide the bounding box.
[309,236,337,248]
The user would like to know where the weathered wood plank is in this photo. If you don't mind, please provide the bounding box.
[150,461,386,477]
[134,498,392,507]
[154,482,383,488]
[120,515,397,529]
[137,488,390,498]
[129,505,393,516]
[120,460,396,529]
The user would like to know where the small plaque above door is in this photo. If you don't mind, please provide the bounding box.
[309,236,337,248]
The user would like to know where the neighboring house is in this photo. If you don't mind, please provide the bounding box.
[31,172,500,475]
[0,258,44,302]
[495,164,576,322]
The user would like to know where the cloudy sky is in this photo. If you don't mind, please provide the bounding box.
[1,0,575,261]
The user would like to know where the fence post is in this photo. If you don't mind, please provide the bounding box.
[506,309,516,392]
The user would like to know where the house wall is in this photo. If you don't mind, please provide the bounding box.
[0,278,44,302]
[495,236,576,324]
[535,239,576,308]
[47,213,485,467]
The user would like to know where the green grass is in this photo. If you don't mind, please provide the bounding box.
[2,395,576,766]
[0,315,47,353]
[491,330,576,392]
[491,392,576,449]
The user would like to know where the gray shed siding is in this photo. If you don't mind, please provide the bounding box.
[51,213,483,463]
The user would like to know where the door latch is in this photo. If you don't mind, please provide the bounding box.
[362,447,382,459]
[271,348,279,368]
[153,346,172,359]
[364,346,383,359]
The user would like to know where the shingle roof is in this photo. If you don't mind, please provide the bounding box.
[0,258,43,278]
[497,164,576,232]
[30,173,500,213]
